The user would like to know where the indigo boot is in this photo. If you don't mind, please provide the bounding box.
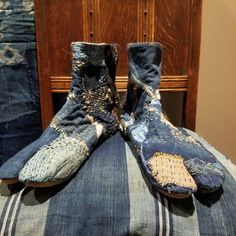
[121,42,224,198]
[0,42,120,187]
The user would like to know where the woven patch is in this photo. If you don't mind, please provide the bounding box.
[19,133,89,184]
[147,152,197,191]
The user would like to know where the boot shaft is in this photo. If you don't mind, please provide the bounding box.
[123,42,163,115]
[70,42,119,93]
[127,42,162,90]
[53,42,120,135]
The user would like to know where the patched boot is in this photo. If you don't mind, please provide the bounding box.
[0,42,120,187]
[121,42,224,198]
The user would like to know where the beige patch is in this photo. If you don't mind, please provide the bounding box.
[21,0,34,15]
[148,152,197,191]
[67,91,76,101]
[0,45,24,65]
[86,115,95,123]
[50,116,62,132]
[93,122,104,138]
[0,1,10,9]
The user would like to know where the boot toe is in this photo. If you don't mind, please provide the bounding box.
[146,152,197,198]
[184,159,224,193]
[19,137,89,186]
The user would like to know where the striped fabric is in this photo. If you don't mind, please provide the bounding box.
[0,131,236,236]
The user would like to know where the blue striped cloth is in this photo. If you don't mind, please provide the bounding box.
[0,130,236,236]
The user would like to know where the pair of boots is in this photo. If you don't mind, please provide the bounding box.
[0,42,224,199]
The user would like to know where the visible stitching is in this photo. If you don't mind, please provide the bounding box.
[147,152,197,190]
[82,86,113,114]
[19,133,89,182]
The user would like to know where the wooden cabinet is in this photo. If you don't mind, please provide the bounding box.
[34,0,202,130]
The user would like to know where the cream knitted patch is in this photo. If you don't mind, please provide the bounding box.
[19,133,89,183]
[147,152,197,191]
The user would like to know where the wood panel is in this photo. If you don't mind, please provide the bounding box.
[34,0,202,130]
[154,0,191,75]
[184,0,202,129]
[34,0,53,128]
[46,0,84,76]
[50,76,188,93]
[98,0,138,76]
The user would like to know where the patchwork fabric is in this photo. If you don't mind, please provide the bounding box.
[0,0,41,166]
[0,42,120,186]
[121,42,224,198]
[19,132,89,185]
[0,126,59,182]
[0,132,235,235]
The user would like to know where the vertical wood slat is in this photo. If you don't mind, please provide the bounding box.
[137,0,155,42]
[184,0,202,130]
[83,0,100,42]
[34,0,53,129]
[82,0,89,41]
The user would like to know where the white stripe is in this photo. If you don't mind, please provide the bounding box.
[125,143,157,236]
[156,192,163,236]
[8,189,24,236]
[0,195,16,236]
[164,197,170,236]
[0,184,9,213]
[13,188,51,235]
[170,197,200,236]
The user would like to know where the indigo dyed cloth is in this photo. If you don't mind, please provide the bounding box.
[0,130,235,235]
[0,0,42,165]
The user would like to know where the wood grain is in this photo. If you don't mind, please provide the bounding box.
[154,0,191,76]
[184,0,202,129]
[34,0,53,128]
[98,0,138,76]
[34,0,202,130]
[50,76,188,93]
[46,0,84,76]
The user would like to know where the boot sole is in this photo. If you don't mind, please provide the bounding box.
[1,178,19,185]
[21,176,71,188]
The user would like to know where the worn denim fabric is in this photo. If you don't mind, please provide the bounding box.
[0,126,58,179]
[0,0,41,167]
[0,42,42,164]
[0,0,35,43]
[0,42,120,186]
[0,42,40,121]
[122,42,224,197]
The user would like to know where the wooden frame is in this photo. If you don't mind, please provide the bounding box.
[34,0,202,130]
